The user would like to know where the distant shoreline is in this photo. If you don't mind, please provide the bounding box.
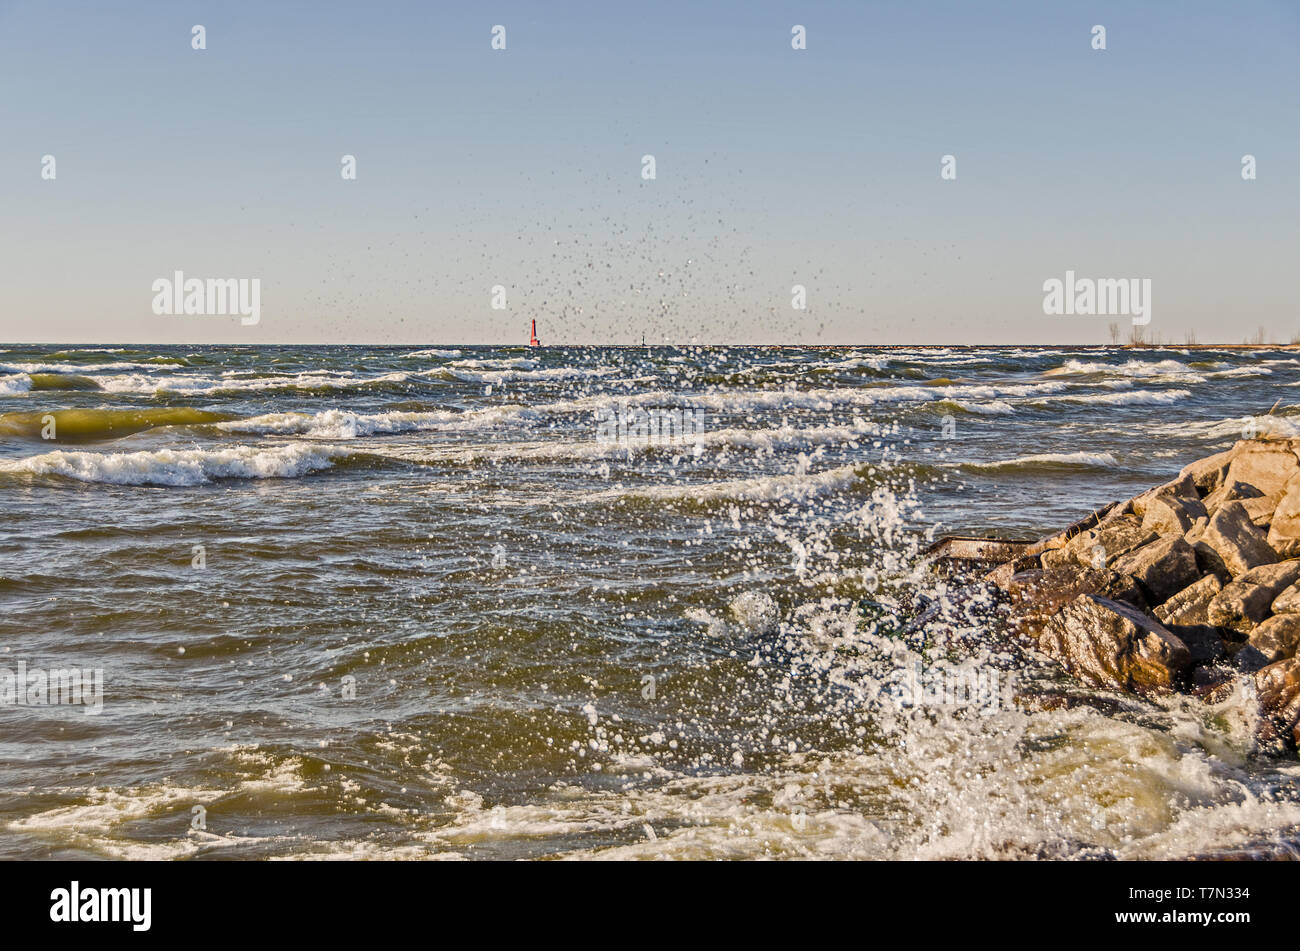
[4,342,1300,351]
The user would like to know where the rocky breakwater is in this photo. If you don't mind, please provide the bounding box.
[965,438,1300,752]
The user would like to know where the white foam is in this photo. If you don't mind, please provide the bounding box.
[94,370,413,396]
[0,374,33,396]
[591,462,870,504]
[440,365,615,384]
[1208,366,1274,379]
[1151,413,1300,440]
[0,360,185,374]
[940,399,1014,415]
[1034,388,1191,407]
[1047,358,1205,384]
[406,348,463,358]
[958,451,1119,471]
[0,443,349,486]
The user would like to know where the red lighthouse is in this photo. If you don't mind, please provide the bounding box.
[529,319,541,347]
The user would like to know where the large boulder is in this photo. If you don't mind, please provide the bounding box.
[1167,624,1227,665]
[1205,561,1300,634]
[1110,535,1199,604]
[1224,442,1300,498]
[1039,547,1077,570]
[1254,657,1300,750]
[1246,614,1300,664]
[1038,594,1191,692]
[1198,501,1278,578]
[1180,449,1235,493]
[1141,494,1207,536]
[1132,473,1199,518]
[1185,452,1232,498]
[1202,479,1265,514]
[1064,515,1156,569]
[1154,574,1222,626]
[983,554,1042,590]
[1024,502,1120,555]
[1242,495,1283,527]
[1272,581,1300,614]
[1006,563,1146,640]
[1267,484,1300,557]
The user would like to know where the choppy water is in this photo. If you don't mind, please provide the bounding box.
[2,343,1299,859]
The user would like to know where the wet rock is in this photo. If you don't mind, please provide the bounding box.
[1039,547,1077,570]
[1190,664,1234,699]
[1110,535,1199,604]
[1254,657,1300,750]
[1011,686,1142,717]
[1199,501,1278,578]
[1025,502,1120,555]
[921,446,1300,734]
[1064,515,1156,569]
[1154,574,1222,626]
[1006,564,1145,640]
[983,554,1042,590]
[1038,594,1190,692]
[1165,624,1227,665]
[1246,614,1300,664]
[923,536,1035,582]
[1206,561,1300,634]
[1225,444,1300,498]
[1233,644,1273,674]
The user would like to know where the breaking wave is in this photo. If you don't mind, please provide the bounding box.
[0,443,359,486]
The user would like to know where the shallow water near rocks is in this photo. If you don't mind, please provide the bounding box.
[2,343,1299,859]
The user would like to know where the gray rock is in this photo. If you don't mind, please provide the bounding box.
[1040,547,1076,570]
[1241,495,1282,527]
[1038,594,1190,692]
[1133,473,1200,517]
[983,554,1042,590]
[1190,540,1232,583]
[1024,502,1120,556]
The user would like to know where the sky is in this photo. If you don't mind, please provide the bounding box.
[1,0,1297,345]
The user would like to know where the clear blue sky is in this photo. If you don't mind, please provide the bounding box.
[2,0,1297,344]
